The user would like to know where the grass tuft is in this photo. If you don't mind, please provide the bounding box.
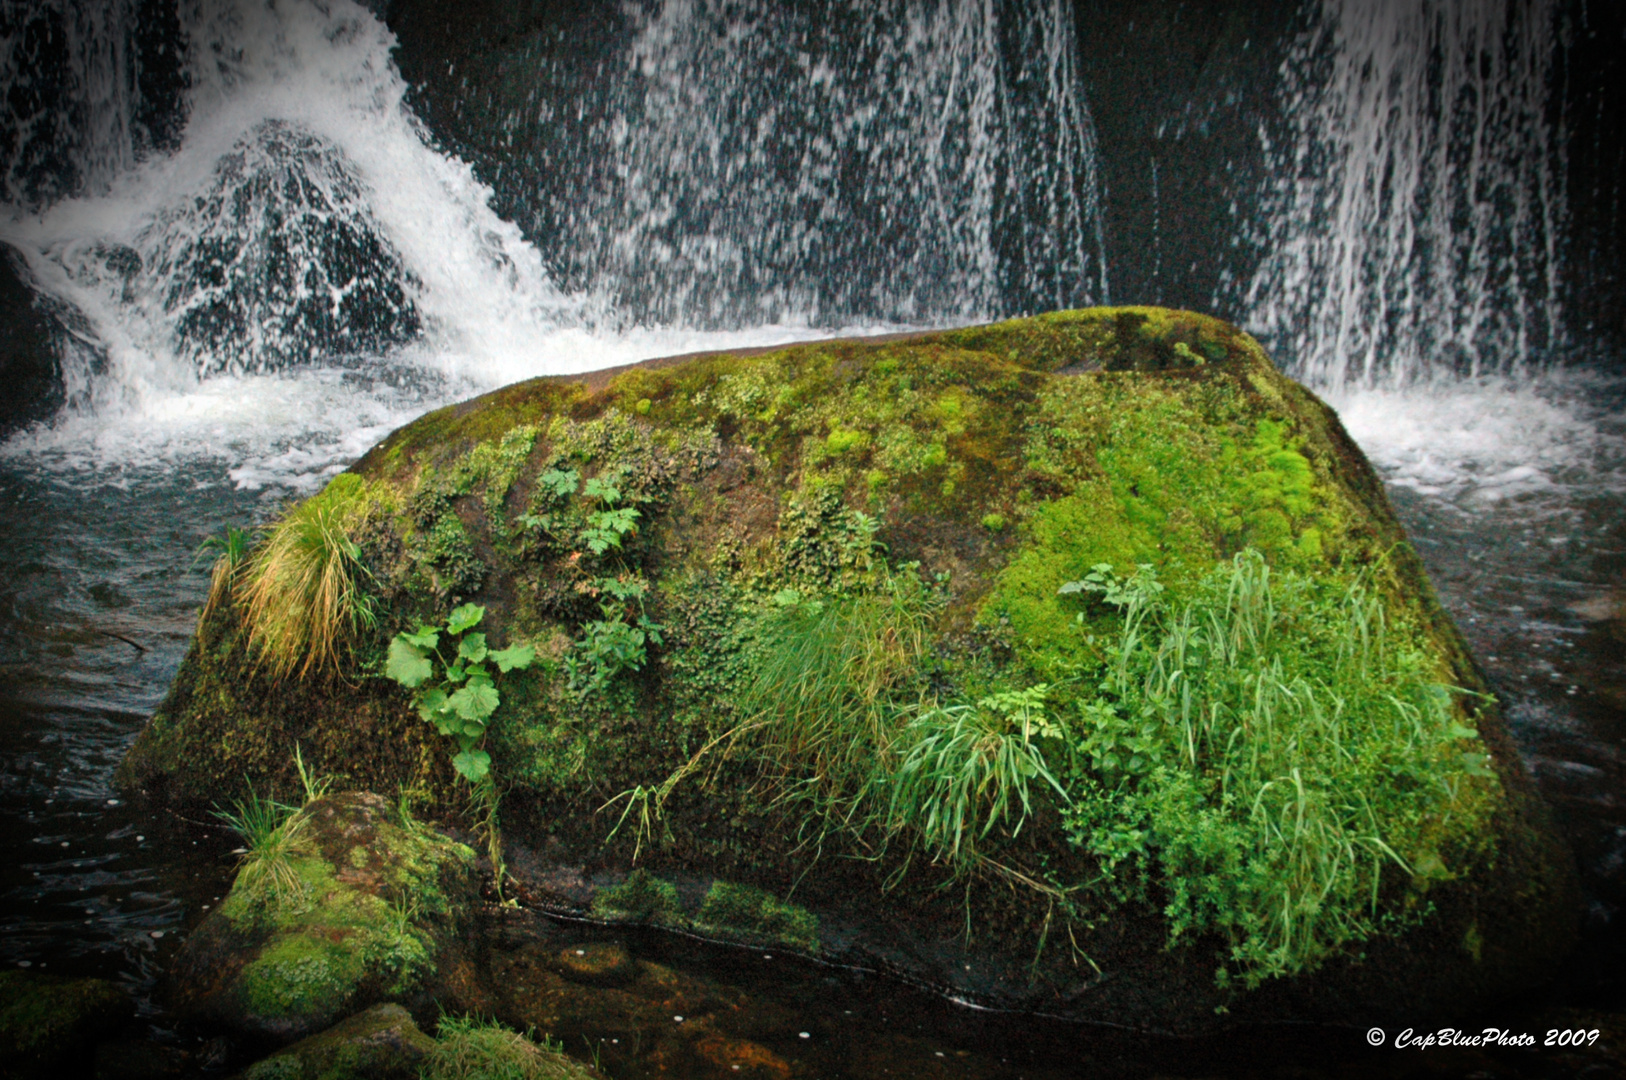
[424,1015,575,1080]
[236,474,376,681]
[741,569,939,814]
[212,787,311,911]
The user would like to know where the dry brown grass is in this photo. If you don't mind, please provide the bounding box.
[236,473,376,681]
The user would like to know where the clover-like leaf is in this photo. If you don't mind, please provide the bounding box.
[447,603,485,635]
[452,748,491,782]
[448,677,500,723]
[386,637,434,688]
[458,633,488,664]
[490,643,536,672]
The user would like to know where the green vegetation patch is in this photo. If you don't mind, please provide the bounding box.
[589,868,682,924]
[425,1015,591,1080]
[696,880,820,952]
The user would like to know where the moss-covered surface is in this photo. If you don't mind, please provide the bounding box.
[126,307,1576,1030]
[167,792,480,1041]
[235,1003,435,1080]
[0,971,130,1076]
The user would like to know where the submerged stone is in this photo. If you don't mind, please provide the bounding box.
[167,791,480,1042]
[124,307,1577,1031]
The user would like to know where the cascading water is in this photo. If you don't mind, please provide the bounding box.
[563,0,1107,327]
[1243,0,1567,389]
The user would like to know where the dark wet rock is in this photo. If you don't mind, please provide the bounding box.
[0,244,61,435]
[0,970,132,1078]
[231,1003,433,1080]
[166,791,482,1042]
[92,1039,190,1080]
[138,119,420,376]
[127,308,1578,1031]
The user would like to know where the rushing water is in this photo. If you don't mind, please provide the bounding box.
[0,0,1622,1075]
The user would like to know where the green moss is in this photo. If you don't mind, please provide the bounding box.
[589,868,682,923]
[188,794,475,1037]
[239,932,367,1021]
[696,880,820,952]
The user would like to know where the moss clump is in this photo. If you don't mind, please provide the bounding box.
[239,1002,436,1080]
[697,881,820,952]
[588,869,682,924]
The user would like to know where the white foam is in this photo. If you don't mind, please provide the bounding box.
[1327,367,1626,503]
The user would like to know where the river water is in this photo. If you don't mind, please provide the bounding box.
[0,0,1622,1076]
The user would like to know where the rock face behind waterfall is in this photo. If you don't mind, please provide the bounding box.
[120,308,1577,1032]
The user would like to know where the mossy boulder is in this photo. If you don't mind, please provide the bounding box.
[233,1003,434,1080]
[124,307,1576,1030]
[167,792,481,1042]
[0,971,131,1077]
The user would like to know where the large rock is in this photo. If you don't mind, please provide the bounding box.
[167,792,481,1042]
[123,307,1577,1031]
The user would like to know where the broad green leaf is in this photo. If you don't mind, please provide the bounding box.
[452,748,491,782]
[386,637,433,688]
[490,643,536,672]
[582,477,621,504]
[415,687,449,723]
[458,633,488,663]
[447,603,485,635]
[401,625,440,649]
[1448,724,1479,741]
[448,678,500,723]
[445,661,467,684]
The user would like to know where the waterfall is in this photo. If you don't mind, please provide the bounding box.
[457,0,1108,329]
[1242,0,1567,390]
[2,0,1110,480]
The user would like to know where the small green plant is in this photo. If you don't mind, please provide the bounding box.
[387,603,533,883]
[386,603,535,784]
[292,744,332,804]
[567,575,664,695]
[212,786,310,910]
[237,474,376,681]
[424,1014,569,1080]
